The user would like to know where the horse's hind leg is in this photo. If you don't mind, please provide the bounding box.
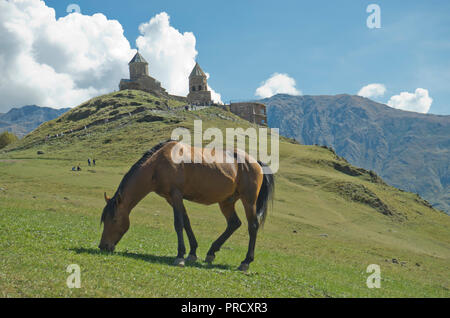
[238,201,259,272]
[205,198,241,264]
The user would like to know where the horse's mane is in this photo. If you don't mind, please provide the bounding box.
[101,139,174,223]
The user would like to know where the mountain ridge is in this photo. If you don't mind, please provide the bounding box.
[261,93,450,214]
[0,105,70,138]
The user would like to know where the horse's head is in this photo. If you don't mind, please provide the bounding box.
[99,192,130,252]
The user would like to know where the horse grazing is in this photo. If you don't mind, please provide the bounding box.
[99,139,274,271]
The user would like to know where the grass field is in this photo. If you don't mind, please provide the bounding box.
[0,90,449,297]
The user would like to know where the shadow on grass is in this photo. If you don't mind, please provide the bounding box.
[69,247,235,271]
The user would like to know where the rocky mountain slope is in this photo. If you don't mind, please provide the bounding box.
[0,105,70,138]
[261,94,450,214]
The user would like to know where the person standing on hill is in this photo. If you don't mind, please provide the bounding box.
[88,158,91,166]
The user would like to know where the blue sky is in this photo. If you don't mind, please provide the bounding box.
[3,0,449,114]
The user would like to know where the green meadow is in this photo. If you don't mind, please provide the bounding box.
[1,90,449,297]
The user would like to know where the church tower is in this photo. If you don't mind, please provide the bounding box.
[129,52,149,80]
[187,63,212,105]
[119,51,167,96]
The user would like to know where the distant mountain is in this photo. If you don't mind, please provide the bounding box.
[0,105,70,138]
[261,94,450,214]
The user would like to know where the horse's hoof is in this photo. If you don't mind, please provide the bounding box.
[238,263,249,272]
[205,254,215,264]
[174,257,185,267]
[186,254,198,263]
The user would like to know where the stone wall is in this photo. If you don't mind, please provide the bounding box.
[130,62,149,80]
[187,90,212,105]
[229,102,267,125]
[168,94,188,103]
[187,73,211,105]
[119,75,167,96]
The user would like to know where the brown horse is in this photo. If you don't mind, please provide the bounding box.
[99,139,274,271]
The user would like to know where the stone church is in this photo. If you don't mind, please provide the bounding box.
[118,52,266,125]
[119,52,213,105]
[119,52,168,97]
[187,63,212,105]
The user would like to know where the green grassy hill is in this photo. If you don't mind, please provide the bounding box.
[0,90,449,297]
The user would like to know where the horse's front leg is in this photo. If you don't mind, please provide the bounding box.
[170,192,187,267]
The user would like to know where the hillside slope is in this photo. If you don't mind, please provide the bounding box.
[261,94,450,214]
[0,105,70,138]
[1,90,449,297]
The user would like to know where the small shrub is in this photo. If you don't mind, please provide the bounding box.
[136,115,164,123]
[0,131,19,149]
[67,109,94,121]
[325,181,394,216]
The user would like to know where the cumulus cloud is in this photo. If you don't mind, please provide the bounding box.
[357,83,386,98]
[136,12,196,97]
[0,2,222,111]
[208,86,223,104]
[135,12,222,103]
[0,0,133,111]
[255,73,301,98]
[387,88,433,113]
[206,73,223,104]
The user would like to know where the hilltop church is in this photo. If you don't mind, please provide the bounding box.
[119,52,168,97]
[186,63,212,105]
[119,52,213,106]
[119,52,267,124]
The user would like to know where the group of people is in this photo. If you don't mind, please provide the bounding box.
[184,105,198,111]
[71,165,82,171]
[71,158,97,172]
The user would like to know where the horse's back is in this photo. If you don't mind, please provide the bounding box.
[154,141,262,205]
[152,142,235,204]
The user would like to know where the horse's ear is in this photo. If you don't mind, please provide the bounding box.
[104,192,110,203]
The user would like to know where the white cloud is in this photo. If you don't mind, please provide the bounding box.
[206,73,223,104]
[0,0,133,111]
[387,88,433,113]
[255,73,301,98]
[0,2,222,111]
[357,83,386,98]
[358,84,433,113]
[136,12,222,102]
[136,12,196,97]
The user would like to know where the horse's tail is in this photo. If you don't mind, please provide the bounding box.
[256,161,275,228]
